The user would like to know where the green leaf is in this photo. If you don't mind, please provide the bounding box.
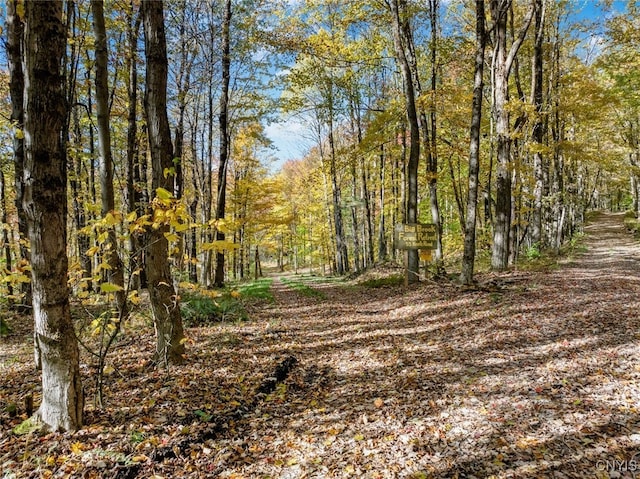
[155,187,173,200]
[164,232,179,242]
[100,282,124,293]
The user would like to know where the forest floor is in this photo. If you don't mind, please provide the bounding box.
[1,211,640,478]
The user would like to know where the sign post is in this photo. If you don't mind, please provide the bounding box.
[395,223,437,284]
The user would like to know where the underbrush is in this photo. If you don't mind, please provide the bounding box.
[180,278,275,326]
[624,210,640,237]
[179,288,247,326]
[359,275,404,288]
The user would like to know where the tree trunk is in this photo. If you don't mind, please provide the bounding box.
[142,0,186,367]
[426,0,443,264]
[460,0,487,286]
[6,0,32,311]
[389,0,420,283]
[214,0,232,287]
[328,121,349,275]
[24,0,83,431]
[377,145,387,261]
[531,0,546,246]
[126,3,145,290]
[350,160,362,273]
[173,0,194,278]
[490,0,535,270]
[0,171,13,300]
[91,0,126,317]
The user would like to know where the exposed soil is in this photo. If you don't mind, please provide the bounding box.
[1,211,639,478]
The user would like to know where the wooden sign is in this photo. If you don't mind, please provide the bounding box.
[395,223,437,250]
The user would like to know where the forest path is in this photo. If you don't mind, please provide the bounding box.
[242,210,640,478]
[3,212,640,479]
[564,210,640,273]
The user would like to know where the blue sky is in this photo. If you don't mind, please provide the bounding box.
[264,0,631,166]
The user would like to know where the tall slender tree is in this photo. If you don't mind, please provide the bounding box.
[91,0,127,317]
[214,0,232,287]
[388,0,420,284]
[490,0,535,270]
[142,0,186,366]
[460,0,487,285]
[6,0,31,311]
[24,0,83,431]
[125,1,145,289]
[531,0,546,246]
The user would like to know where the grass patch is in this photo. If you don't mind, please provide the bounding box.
[359,275,404,288]
[280,277,326,298]
[236,278,275,302]
[179,289,247,326]
[624,211,640,238]
[297,274,343,285]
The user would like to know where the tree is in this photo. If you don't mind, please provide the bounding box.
[460,0,487,286]
[388,0,420,283]
[125,1,146,290]
[214,0,232,287]
[490,0,535,270]
[91,0,127,317]
[6,0,31,311]
[142,0,186,366]
[23,0,83,431]
[530,0,546,246]
[600,2,640,217]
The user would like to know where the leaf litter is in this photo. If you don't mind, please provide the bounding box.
[1,211,640,478]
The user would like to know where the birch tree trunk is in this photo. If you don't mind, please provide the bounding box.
[142,0,186,366]
[24,0,83,431]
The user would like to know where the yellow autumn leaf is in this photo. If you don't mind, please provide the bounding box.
[164,232,179,243]
[104,211,120,226]
[128,290,141,305]
[70,441,84,455]
[100,282,123,293]
[155,187,173,200]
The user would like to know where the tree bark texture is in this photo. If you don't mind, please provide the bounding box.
[142,0,186,366]
[23,0,83,431]
[91,0,127,316]
[389,0,420,283]
[7,0,32,310]
[460,0,487,286]
[214,0,232,287]
[531,0,546,246]
[490,0,535,270]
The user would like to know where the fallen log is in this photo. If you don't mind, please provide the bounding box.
[148,355,298,466]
